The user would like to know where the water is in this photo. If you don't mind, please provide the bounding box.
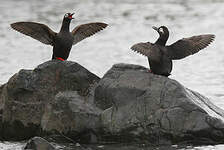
[0,0,224,149]
[0,142,25,150]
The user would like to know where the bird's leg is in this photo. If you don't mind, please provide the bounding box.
[56,57,65,61]
[148,69,152,73]
[52,53,64,61]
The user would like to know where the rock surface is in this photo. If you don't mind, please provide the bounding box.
[0,84,5,111]
[23,136,179,150]
[24,137,55,150]
[1,61,224,145]
[41,91,102,143]
[1,60,100,140]
[95,63,224,144]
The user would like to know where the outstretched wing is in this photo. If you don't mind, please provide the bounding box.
[167,34,215,60]
[131,42,161,62]
[11,22,56,46]
[71,22,108,45]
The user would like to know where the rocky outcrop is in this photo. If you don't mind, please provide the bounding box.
[95,63,224,145]
[1,60,100,140]
[1,61,224,145]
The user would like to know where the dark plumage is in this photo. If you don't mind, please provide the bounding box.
[11,13,108,61]
[131,26,215,76]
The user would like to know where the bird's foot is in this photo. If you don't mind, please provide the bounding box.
[56,57,65,61]
[148,69,152,73]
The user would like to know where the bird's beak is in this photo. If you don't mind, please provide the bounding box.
[69,13,74,19]
[152,26,158,32]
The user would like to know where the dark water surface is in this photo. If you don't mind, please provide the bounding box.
[0,0,224,149]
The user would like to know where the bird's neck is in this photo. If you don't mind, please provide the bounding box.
[60,19,71,32]
[155,35,168,46]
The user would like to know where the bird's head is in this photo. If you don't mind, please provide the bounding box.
[152,26,169,37]
[64,13,74,21]
[152,26,169,45]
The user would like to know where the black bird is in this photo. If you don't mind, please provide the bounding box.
[131,26,215,76]
[11,13,108,61]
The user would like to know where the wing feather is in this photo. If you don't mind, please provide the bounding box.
[131,42,161,62]
[167,34,215,60]
[11,22,56,46]
[72,22,107,45]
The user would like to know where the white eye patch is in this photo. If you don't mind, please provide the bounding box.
[64,13,69,18]
[159,28,164,33]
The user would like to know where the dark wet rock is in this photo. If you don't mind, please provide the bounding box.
[24,136,55,150]
[1,60,99,140]
[96,63,224,145]
[41,91,102,143]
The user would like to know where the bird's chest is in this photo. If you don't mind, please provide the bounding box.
[54,33,73,49]
[149,46,171,66]
[156,46,170,60]
[150,45,167,62]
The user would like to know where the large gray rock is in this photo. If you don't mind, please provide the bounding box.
[1,60,100,140]
[95,63,224,144]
